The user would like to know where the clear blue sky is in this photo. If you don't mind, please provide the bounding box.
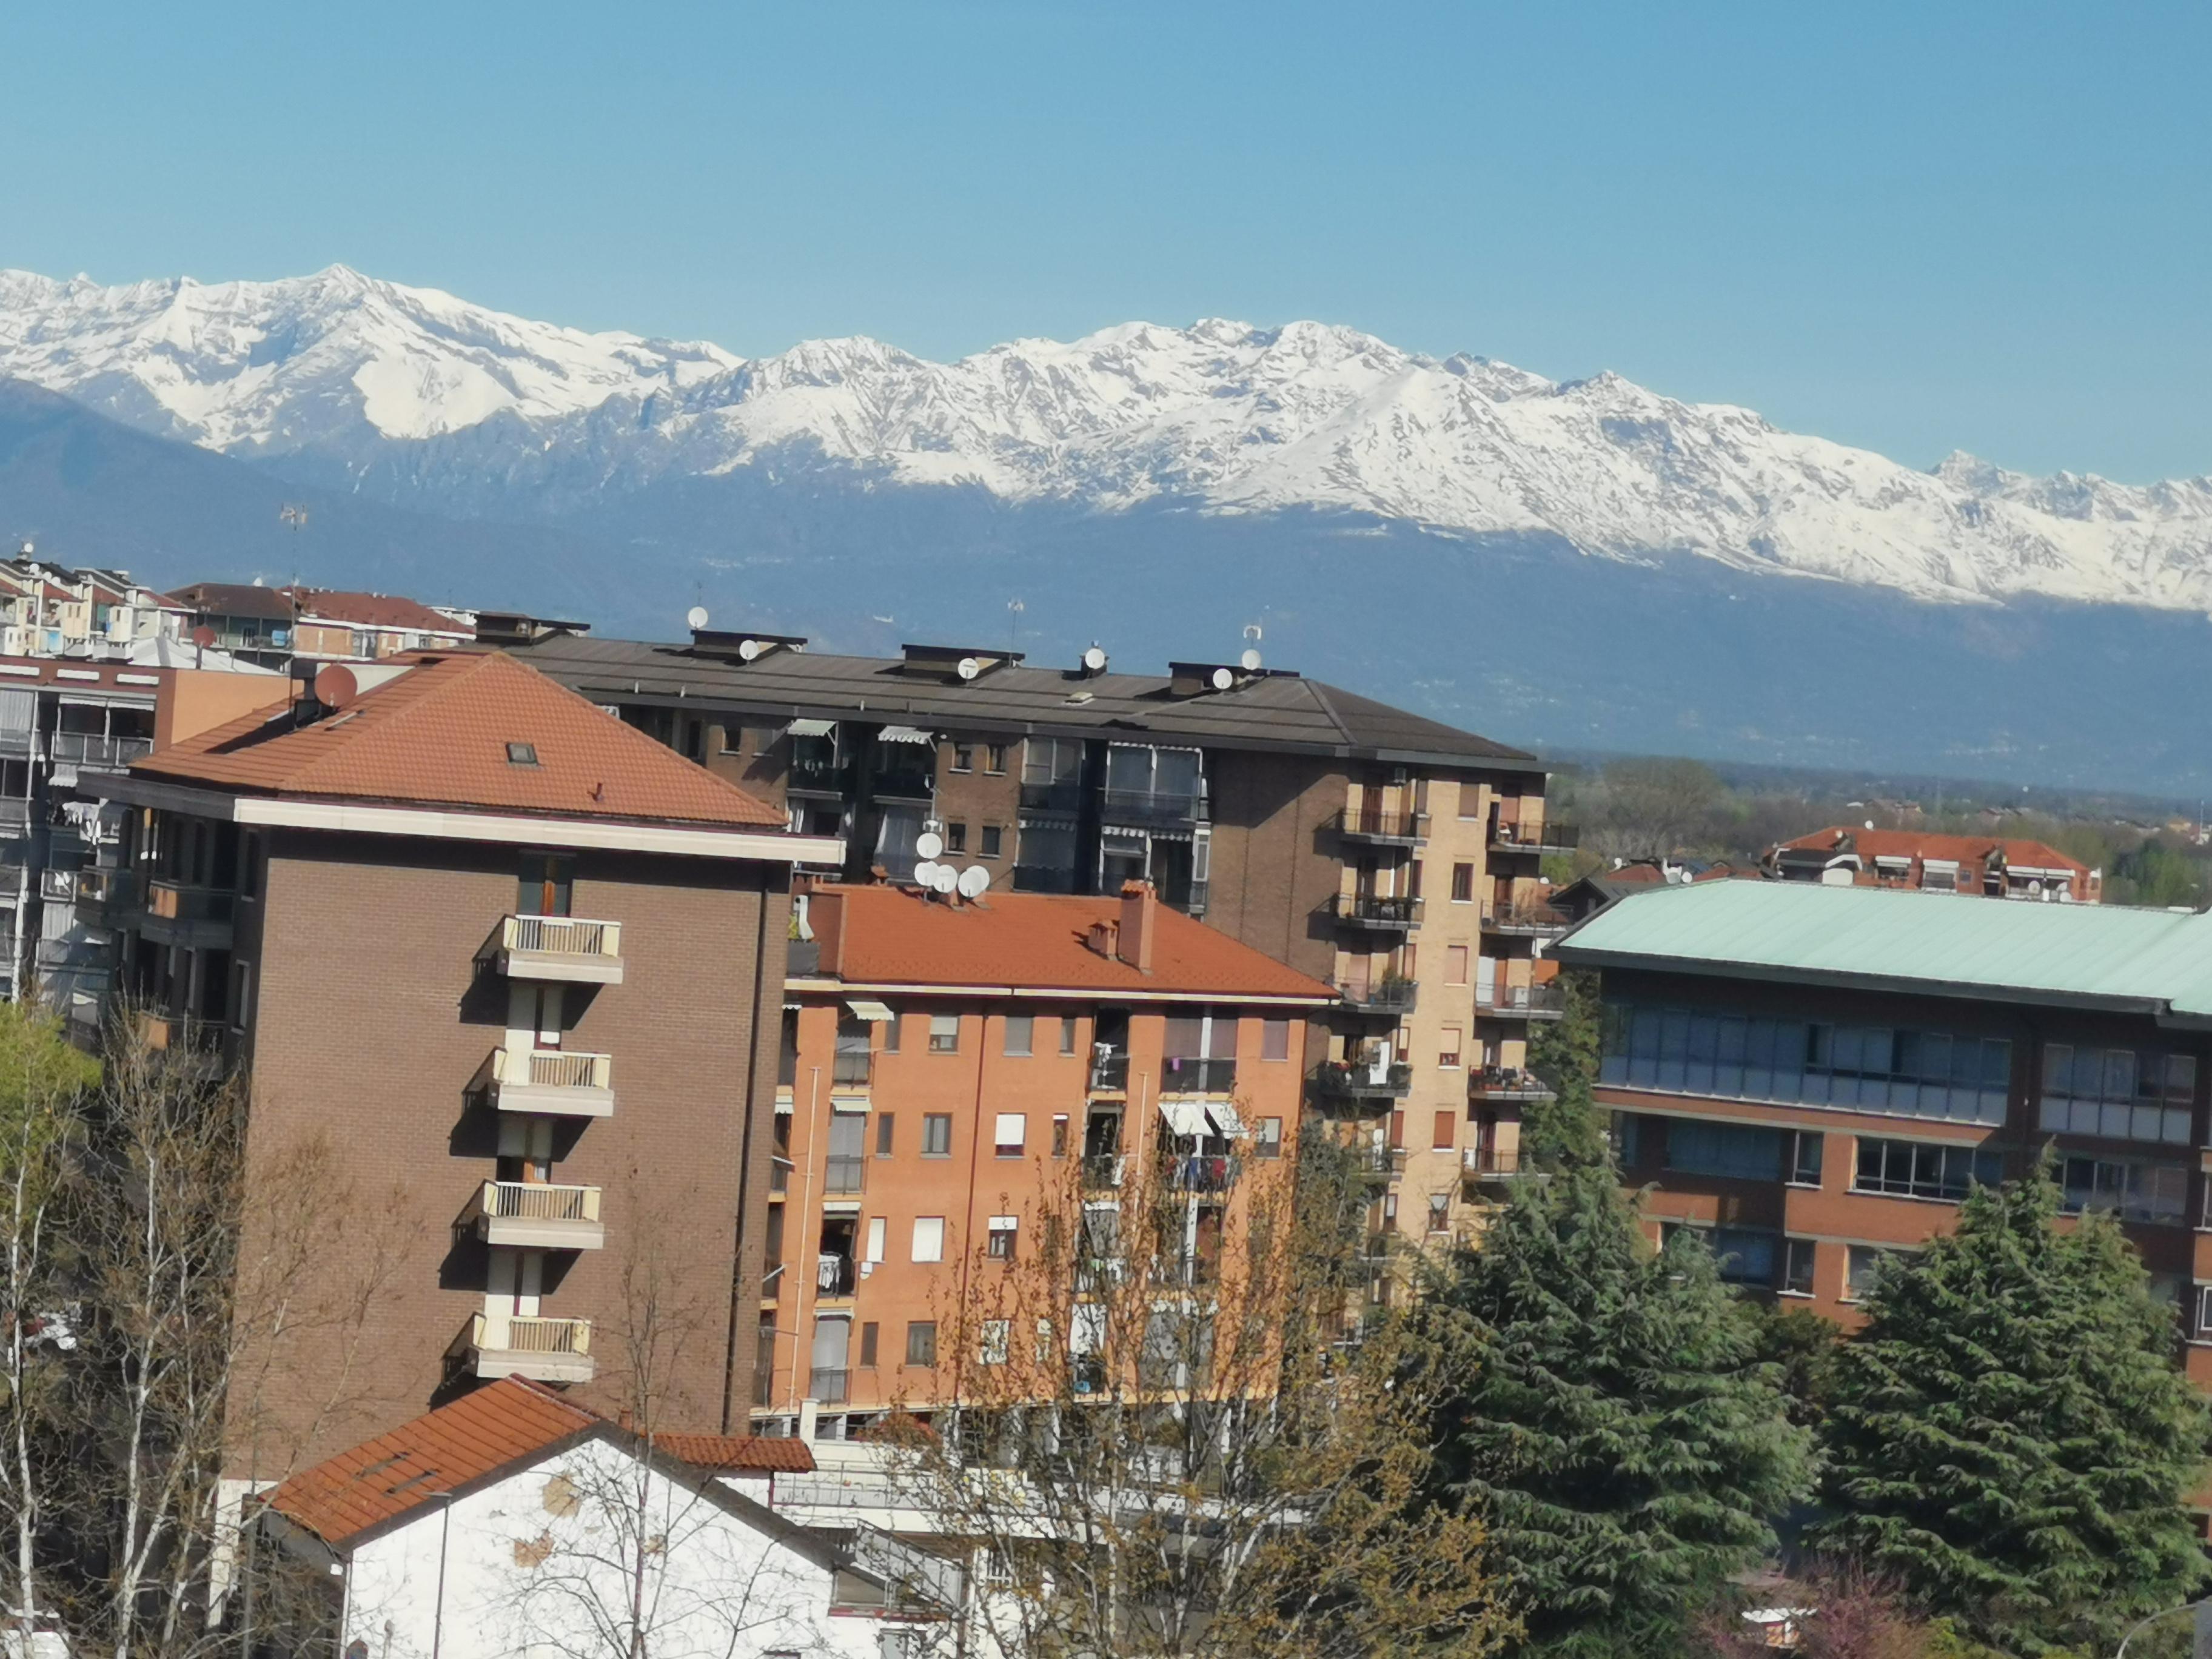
[2,1,2205,481]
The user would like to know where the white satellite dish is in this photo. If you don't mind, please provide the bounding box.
[1210,666,1233,691]
[1239,647,1262,672]
[957,657,982,681]
[1082,644,1107,672]
[915,830,945,860]
[911,860,942,889]
[930,863,959,894]
[957,865,991,899]
[738,637,762,662]
[686,605,709,631]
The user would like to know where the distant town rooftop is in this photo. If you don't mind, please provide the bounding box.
[1774,825,2088,877]
[173,581,470,634]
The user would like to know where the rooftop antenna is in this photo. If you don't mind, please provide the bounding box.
[1007,596,1025,657]
[1240,620,1264,673]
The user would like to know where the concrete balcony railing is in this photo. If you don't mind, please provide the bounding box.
[478,914,625,984]
[466,1181,606,1251]
[141,879,236,948]
[477,1047,615,1118]
[1330,893,1423,932]
[449,1311,594,1384]
[1475,983,1568,1020]
[1332,807,1429,846]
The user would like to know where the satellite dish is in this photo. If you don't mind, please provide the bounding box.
[915,830,944,860]
[956,657,981,681]
[1082,645,1107,672]
[313,665,358,709]
[912,860,942,889]
[190,625,216,649]
[957,865,991,899]
[738,637,762,662]
[1210,666,1233,691]
[931,864,959,894]
[1239,648,1262,672]
[686,605,709,631]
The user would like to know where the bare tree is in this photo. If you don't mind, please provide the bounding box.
[881,1127,1512,1659]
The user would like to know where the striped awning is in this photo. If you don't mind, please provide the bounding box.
[876,724,934,745]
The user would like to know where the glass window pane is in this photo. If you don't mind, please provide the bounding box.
[2043,1042,2073,1099]
[2105,1050,2136,1101]
[2167,1054,2197,1104]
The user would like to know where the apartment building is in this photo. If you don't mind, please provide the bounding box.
[1553,879,2212,1385]
[1767,826,2099,902]
[759,879,1336,1437]
[171,582,475,669]
[86,650,840,1474]
[0,545,191,659]
[507,626,1555,1250]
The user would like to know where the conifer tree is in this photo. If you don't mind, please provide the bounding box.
[1521,968,1609,1171]
[1816,1164,2210,1655]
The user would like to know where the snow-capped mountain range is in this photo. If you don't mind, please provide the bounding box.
[4,264,2209,611]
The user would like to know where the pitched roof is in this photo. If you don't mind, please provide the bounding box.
[810,883,1338,1000]
[287,588,471,634]
[651,1433,816,1474]
[1777,826,2088,874]
[170,581,295,621]
[1554,878,2212,1018]
[133,651,785,829]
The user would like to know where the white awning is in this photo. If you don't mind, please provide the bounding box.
[845,999,896,1022]
[830,1096,870,1113]
[1207,1101,1245,1137]
[1159,1099,1211,1139]
[786,717,836,738]
[1921,859,1961,873]
[876,724,934,745]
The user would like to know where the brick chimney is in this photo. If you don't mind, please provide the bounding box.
[1085,919,1119,960]
[1118,880,1156,973]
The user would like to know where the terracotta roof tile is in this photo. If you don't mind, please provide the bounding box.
[651,1433,816,1474]
[813,883,1337,1000]
[1780,826,2087,874]
[286,588,472,634]
[133,651,786,830]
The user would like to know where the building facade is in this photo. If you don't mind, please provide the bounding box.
[1766,826,2099,902]
[171,582,476,669]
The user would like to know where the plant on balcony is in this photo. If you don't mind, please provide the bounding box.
[1813,1158,2210,1657]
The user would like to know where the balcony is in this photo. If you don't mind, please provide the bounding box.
[1333,807,1429,847]
[1159,1057,1236,1096]
[478,914,624,984]
[1330,893,1423,933]
[1100,787,1205,828]
[449,1312,594,1385]
[466,1181,606,1251]
[135,1011,228,1076]
[1163,1153,1239,1194]
[48,732,153,773]
[1358,1145,1408,1179]
[1339,977,1418,1017]
[815,1252,857,1298]
[1469,1067,1556,1103]
[868,757,936,802]
[140,879,236,949]
[1018,779,1087,815]
[476,1047,615,1118]
[1089,1053,1131,1094]
[1310,1056,1414,1105]
[1462,1145,1540,1183]
[1475,983,1568,1021]
[1481,901,1568,939]
[1489,820,1580,856]
[823,1154,866,1196]
[1081,1153,1128,1190]
[787,756,855,797]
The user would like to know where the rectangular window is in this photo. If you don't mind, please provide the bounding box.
[911,1217,945,1262]
[1853,1137,2002,1202]
[2059,1156,2187,1225]
[1061,1015,1079,1055]
[1663,1119,1783,1181]
[881,1013,901,1054]
[951,744,974,773]
[1711,1227,1777,1287]
[980,1319,1010,1365]
[1450,862,1475,903]
[1439,1027,1463,1069]
[986,744,1008,774]
[1261,1018,1291,1062]
[1388,1110,1406,1150]
[994,1113,1026,1157]
[988,1216,1017,1259]
[1446,945,1469,986]
[1782,1236,1816,1296]
[1004,1015,1034,1057]
[865,1216,885,1264]
[922,1114,952,1157]
[1846,1244,1899,1300]
[1432,1110,1456,1150]
[929,1014,959,1054]
[1789,1131,1824,1187]
[2038,1042,2194,1145]
[1426,1193,1451,1233]
[981,825,1004,858]
[859,1322,879,1367]
[1051,1114,1068,1157]
[1256,1117,1283,1159]
[945,822,968,853]
[906,1321,937,1366]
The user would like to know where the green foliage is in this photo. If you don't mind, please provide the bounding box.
[1423,1170,1814,1657]
[1815,1162,2210,1655]
[1740,1301,1843,1432]
[1522,970,1609,1172]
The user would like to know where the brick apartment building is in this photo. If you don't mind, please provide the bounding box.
[506,625,1557,1251]
[87,650,840,1473]
[1555,879,2212,1385]
[171,582,476,670]
[760,879,1336,1436]
[1767,825,2099,902]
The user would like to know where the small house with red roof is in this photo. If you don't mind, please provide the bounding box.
[1767,826,2099,902]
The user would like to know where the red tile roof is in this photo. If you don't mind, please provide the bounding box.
[265,1379,816,1548]
[286,588,472,634]
[811,883,1337,1000]
[133,651,786,830]
[1780,826,2087,874]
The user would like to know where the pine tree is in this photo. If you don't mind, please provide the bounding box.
[1522,968,1610,1171]
[1424,1170,1814,1657]
[1815,1163,2210,1655]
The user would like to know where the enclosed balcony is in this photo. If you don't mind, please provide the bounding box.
[476,1047,615,1118]
[1332,807,1428,847]
[478,915,625,984]
[1310,1053,1414,1105]
[449,1312,594,1384]
[1475,983,1568,1021]
[1330,893,1423,933]
[140,879,236,950]
[466,1181,606,1250]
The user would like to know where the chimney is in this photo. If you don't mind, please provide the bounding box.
[809,888,846,977]
[1085,919,1119,960]
[1118,880,1156,974]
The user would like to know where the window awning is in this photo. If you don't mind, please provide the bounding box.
[1159,1099,1211,1139]
[786,717,837,739]
[845,999,896,1022]
[1208,1101,1245,1137]
[1921,859,1961,873]
[876,724,934,745]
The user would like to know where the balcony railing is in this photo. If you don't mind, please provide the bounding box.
[869,759,936,801]
[479,1047,616,1117]
[823,1154,866,1196]
[1469,1067,1557,1102]
[1475,983,1568,1019]
[1331,893,1423,930]
[1481,901,1567,938]
[1012,864,1081,894]
[1462,1145,1537,1179]
[1358,1145,1408,1178]
[787,757,854,795]
[1164,1153,1239,1194]
[452,1312,594,1383]
[816,1253,857,1297]
[1100,787,1205,827]
[1089,1053,1130,1093]
[1310,1057,1414,1104]
[479,914,625,984]
[1159,1057,1236,1096]
[1018,779,1087,814]
[1333,807,1429,845]
[809,1366,850,1405]
[136,1011,227,1075]
[142,880,236,945]
[1489,820,1580,854]
[469,1181,606,1250]
[1339,977,1418,1016]
[48,732,153,771]
[1081,1153,1128,1190]
[831,1048,874,1088]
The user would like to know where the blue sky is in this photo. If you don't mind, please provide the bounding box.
[2,1,2205,481]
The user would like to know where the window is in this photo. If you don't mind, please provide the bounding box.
[2039,1044,2194,1145]
[985,744,1007,774]
[981,825,1004,858]
[994,1113,1026,1157]
[505,742,539,766]
[1789,1130,1824,1187]
[1388,1110,1405,1150]
[1711,1227,1777,1287]
[980,1319,1010,1365]
[1381,1191,1398,1225]
[1426,1193,1451,1233]
[951,744,974,773]
[718,723,745,756]
[912,1218,945,1262]
[859,1322,879,1367]
[876,1114,895,1156]
[517,853,574,918]
[988,1216,1018,1259]
[1458,783,1483,822]
[1446,945,1469,987]
[2196,1285,2212,1341]
[2059,1156,2187,1225]
[880,1014,901,1054]
[1432,1110,1455,1150]
[945,822,968,853]
[1782,1236,1816,1296]
[1846,1245,1901,1300]
[1052,1114,1068,1156]
[1256,1118,1283,1159]
[906,1321,937,1366]
[1854,1137,2002,1201]
[1664,1120,1783,1181]
[929,1014,959,1054]
[922,1114,952,1157]
[1262,1019,1290,1062]
[1004,1015,1034,1057]
[1439,1027,1463,1069]
[865,1217,885,1264]
[1061,1016,1079,1055]
[1450,863,1475,903]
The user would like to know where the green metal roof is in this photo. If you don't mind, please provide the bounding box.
[1552,879,2212,1022]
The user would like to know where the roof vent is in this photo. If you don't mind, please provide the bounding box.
[475,611,593,646]
[690,628,808,663]
[900,643,1022,683]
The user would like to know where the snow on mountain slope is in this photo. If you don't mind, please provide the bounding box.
[3,266,2210,611]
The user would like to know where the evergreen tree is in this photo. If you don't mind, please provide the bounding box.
[1816,1164,2210,1655]
[1521,968,1610,1171]
[1424,1171,1813,1657]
